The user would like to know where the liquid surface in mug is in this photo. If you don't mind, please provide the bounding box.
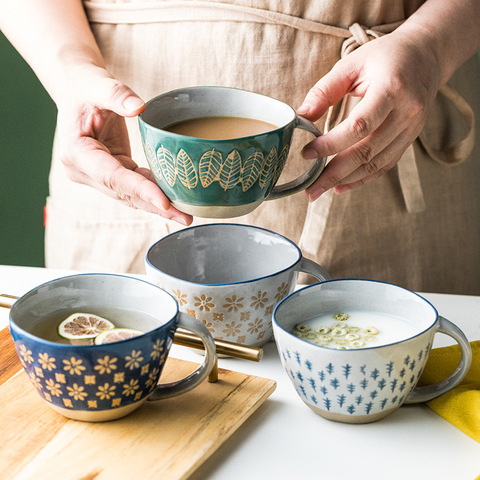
[163,116,278,140]
[27,307,158,345]
[292,311,419,349]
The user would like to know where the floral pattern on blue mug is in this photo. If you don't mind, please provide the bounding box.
[14,332,173,412]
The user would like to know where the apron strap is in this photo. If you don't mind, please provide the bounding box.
[83,1,400,35]
[418,83,475,166]
[397,144,426,213]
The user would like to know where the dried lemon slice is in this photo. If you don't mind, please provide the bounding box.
[58,313,115,340]
[94,328,143,345]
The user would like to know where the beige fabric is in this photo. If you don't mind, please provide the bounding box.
[45,0,480,294]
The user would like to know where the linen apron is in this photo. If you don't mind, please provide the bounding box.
[45,0,480,295]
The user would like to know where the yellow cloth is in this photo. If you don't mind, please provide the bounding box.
[419,340,480,443]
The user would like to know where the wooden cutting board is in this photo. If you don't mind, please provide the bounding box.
[0,328,276,480]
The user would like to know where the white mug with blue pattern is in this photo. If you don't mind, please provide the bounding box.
[273,279,472,423]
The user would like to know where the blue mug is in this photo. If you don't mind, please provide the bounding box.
[9,274,216,422]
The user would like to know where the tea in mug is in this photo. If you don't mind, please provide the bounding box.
[163,116,278,140]
[28,307,158,345]
[293,311,418,349]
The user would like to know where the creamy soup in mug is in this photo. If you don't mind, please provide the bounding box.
[292,311,419,349]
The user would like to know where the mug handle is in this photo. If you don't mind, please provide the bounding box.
[298,257,331,281]
[404,316,472,404]
[148,312,216,401]
[268,115,326,200]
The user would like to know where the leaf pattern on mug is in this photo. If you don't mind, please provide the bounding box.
[272,144,290,185]
[143,139,156,165]
[259,146,277,189]
[242,150,263,192]
[219,150,242,190]
[176,149,198,189]
[148,142,289,192]
[157,145,176,187]
[143,139,163,180]
[199,148,223,187]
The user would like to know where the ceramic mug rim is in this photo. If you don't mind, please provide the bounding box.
[273,278,439,351]
[145,223,303,287]
[9,273,180,349]
[139,85,296,142]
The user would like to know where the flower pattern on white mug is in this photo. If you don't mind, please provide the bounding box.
[172,289,188,306]
[160,281,289,345]
[223,321,242,337]
[223,295,244,312]
[194,295,215,312]
[251,291,269,310]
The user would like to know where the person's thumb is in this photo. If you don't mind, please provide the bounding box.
[121,93,146,116]
[90,74,145,117]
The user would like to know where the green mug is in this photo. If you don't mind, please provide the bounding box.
[138,86,326,218]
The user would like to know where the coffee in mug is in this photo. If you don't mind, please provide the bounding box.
[163,116,277,140]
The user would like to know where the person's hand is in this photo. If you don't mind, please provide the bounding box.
[297,29,441,201]
[55,65,193,225]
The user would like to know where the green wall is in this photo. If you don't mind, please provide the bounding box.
[0,32,57,267]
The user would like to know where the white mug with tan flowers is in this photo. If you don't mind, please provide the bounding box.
[145,224,330,347]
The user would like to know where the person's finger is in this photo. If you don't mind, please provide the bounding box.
[63,140,193,225]
[304,110,399,197]
[120,191,193,226]
[333,127,416,192]
[334,156,400,194]
[72,164,193,225]
[306,127,412,200]
[132,168,193,224]
[296,60,359,121]
[135,166,158,184]
[301,87,394,159]
[86,74,146,118]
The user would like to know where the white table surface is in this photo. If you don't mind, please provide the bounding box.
[1,265,479,480]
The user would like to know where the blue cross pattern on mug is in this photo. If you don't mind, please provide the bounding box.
[281,345,431,416]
